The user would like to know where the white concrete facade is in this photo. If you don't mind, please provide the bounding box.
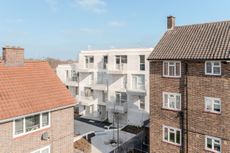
[56,48,152,127]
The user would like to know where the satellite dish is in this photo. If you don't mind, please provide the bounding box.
[41,132,50,140]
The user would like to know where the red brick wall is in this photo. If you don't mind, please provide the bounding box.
[149,60,230,153]
[0,107,74,153]
[2,47,24,66]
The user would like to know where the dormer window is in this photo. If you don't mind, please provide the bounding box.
[205,61,221,76]
[163,61,181,77]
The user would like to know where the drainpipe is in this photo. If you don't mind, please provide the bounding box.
[180,61,188,153]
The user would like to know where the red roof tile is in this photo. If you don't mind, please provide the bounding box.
[0,61,75,120]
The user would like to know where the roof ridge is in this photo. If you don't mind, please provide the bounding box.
[175,20,230,28]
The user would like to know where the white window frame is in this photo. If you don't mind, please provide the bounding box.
[13,112,51,138]
[31,145,51,153]
[205,97,221,113]
[205,61,221,76]
[115,55,127,70]
[85,56,94,68]
[162,125,181,146]
[163,92,181,111]
[205,136,221,153]
[163,61,181,78]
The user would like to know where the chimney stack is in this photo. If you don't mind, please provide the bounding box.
[167,16,175,30]
[2,46,24,66]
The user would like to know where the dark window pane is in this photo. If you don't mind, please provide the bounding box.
[15,118,24,135]
[169,132,175,143]
[140,64,145,71]
[207,138,212,149]
[164,128,168,141]
[213,67,220,74]
[140,55,145,63]
[116,56,120,64]
[25,115,40,132]
[206,62,212,73]
[169,66,174,76]
[214,104,220,112]
[89,57,94,63]
[164,62,168,75]
[121,56,127,63]
[42,113,49,127]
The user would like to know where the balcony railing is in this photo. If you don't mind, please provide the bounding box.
[107,64,127,74]
[106,102,127,114]
[85,63,94,69]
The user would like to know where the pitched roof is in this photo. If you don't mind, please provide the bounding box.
[148,21,230,60]
[0,60,75,121]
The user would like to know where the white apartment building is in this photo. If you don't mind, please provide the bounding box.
[56,48,152,126]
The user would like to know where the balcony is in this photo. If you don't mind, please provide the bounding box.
[107,64,127,74]
[91,84,107,91]
[127,87,146,95]
[78,63,94,73]
[77,95,97,106]
[106,102,127,114]
[65,77,79,86]
[91,80,108,91]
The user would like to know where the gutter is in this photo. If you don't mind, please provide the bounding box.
[0,103,76,124]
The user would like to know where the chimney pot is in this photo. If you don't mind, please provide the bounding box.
[167,16,176,30]
[2,46,24,66]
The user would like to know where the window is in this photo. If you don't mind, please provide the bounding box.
[103,56,108,69]
[163,125,181,145]
[140,55,145,71]
[163,92,181,111]
[15,118,24,135]
[102,91,108,102]
[132,75,145,90]
[42,113,49,127]
[139,96,145,110]
[205,61,221,75]
[31,145,51,153]
[116,92,127,104]
[25,114,40,132]
[14,112,50,137]
[85,56,94,68]
[163,61,181,77]
[205,136,221,153]
[84,87,93,97]
[205,97,221,113]
[71,70,78,82]
[115,55,127,70]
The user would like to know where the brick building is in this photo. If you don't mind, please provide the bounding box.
[148,17,230,153]
[0,47,76,153]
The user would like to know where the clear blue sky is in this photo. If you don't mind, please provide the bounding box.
[0,0,230,60]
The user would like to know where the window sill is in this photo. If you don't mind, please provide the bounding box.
[204,148,220,153]
[203,111,221,115]
[205,73,221,76]
[162,140,181,147]
[162,108,181,112]
[162,75,181,78]
[13,126,50,139]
